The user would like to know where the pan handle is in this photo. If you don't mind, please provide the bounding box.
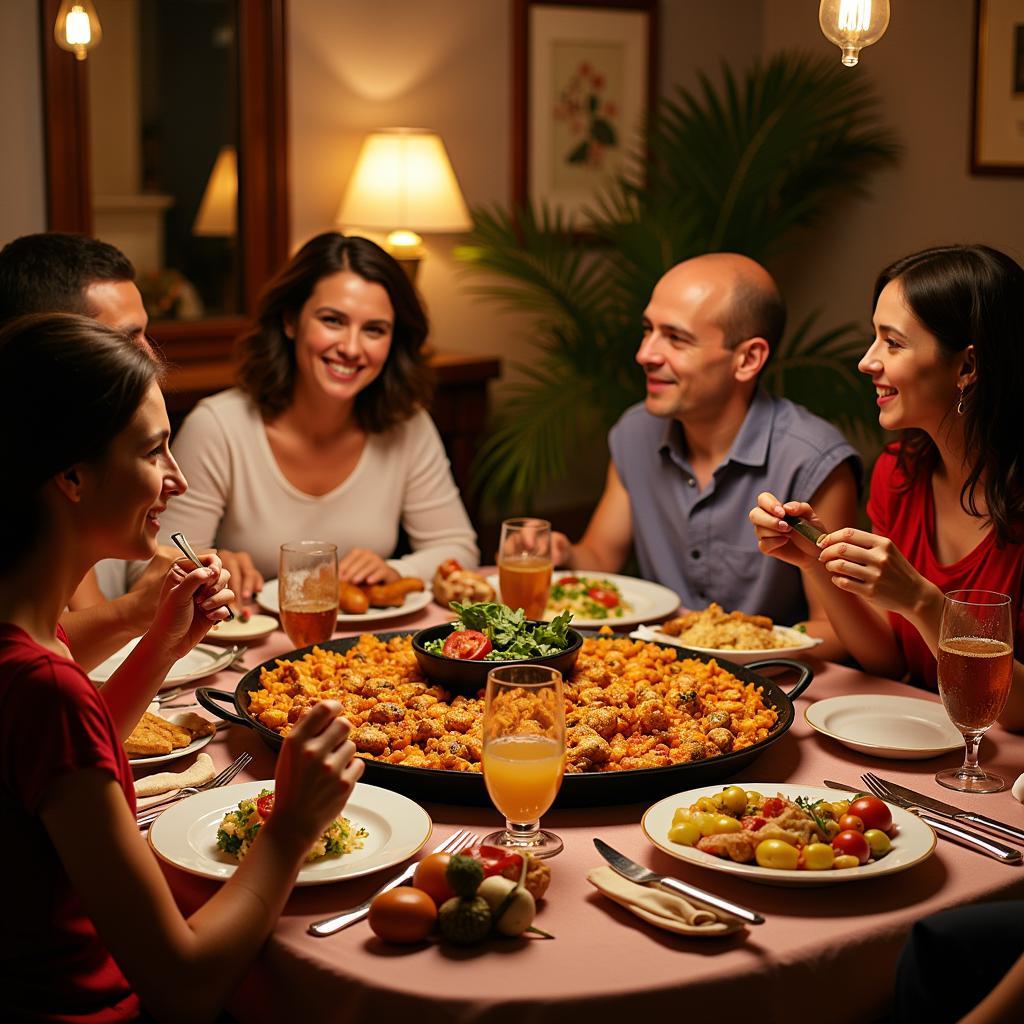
[744,659,813,702]
[195,687,252,729]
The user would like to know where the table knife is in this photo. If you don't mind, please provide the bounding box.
[866,779,1024,846]
[824,781,1022,864]
[593,838,764,925]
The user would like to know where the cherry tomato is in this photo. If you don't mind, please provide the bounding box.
[832,829,871,864]
[556,576,580,586]
[761,797,786,819]
[256,792,275,819]
[755,839,799,870]
[838,814,865,833]
[864,829,893,857]
[368,887,437,944]
[587,587,620,608]
[849,796,893,833]
[800,843,835,871]
[442,629,493,660]
[412,852,456,907]
[720,786,748,815]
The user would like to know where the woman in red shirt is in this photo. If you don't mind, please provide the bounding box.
[0,313,364,1021]
[750,244,1024,730]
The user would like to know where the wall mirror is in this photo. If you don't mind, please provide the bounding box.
[39,0,288,367]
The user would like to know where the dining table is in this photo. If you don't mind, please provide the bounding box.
[138,596,1024,1024]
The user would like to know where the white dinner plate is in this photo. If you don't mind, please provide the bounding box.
[805,694,963,760]
[630,623,822,665]
[643,783,935,887]
[89,641,237,690]
[128,711,215,766]
[205,613,279,644]
[486,571,680,629]
[257,580,433,623]
[148,780,433,886]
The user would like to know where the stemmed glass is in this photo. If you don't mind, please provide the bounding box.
[482,665,565,858]
[497,517,552,619]
[936,589,1014,793]
[278,541,339,649]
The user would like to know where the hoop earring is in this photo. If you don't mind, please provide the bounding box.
[957,386,966,416]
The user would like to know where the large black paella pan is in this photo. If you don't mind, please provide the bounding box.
[197,630,812,807]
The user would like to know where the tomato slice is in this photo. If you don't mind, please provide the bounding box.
[587,587,619,608]
[761,797,786,818]
[556,576,581,586]
[256,792,275,819]
[465,844,523,880]
[442,629,493,660]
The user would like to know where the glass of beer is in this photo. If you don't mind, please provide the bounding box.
[936,589,1014,793]
[482,664,565,858]
[498,517,552,619]
[278,541,339,649]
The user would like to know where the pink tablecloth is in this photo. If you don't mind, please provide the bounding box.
[147,605,1024,1023]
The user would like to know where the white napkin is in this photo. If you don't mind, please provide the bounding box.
[134,752,216,804]
[586,866,744,936]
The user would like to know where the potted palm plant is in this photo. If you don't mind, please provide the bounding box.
[457,52,898,512]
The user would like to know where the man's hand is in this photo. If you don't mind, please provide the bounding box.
[550,532,573,568]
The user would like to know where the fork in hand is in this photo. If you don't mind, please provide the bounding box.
[308,829,480,937]
[136,751,253,830]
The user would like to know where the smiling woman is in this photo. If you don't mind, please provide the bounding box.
[156,233,479,595]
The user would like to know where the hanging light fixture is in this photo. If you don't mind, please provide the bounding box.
[54,1,103,62]
[819,0,890,67]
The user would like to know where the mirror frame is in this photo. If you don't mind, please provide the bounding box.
[38,0,289,365]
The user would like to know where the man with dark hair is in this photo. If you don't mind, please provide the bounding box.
[551,253,861,650]
[0,233,175,668]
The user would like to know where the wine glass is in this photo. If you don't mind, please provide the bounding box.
[482,664,565,858]
[936,589,1014,794]
[278,541,339,648]
[498,517,552,619]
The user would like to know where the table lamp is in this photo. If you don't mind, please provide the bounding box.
[336,128,472,279]
[193,145,238,237]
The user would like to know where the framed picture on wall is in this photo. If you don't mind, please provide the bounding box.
[972,0,1024,174]
[512,0,657,224]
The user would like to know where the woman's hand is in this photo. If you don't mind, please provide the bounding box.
[749,493,830,571]
[817,527,939,617]
[338,548,399,586]
[216,548,265,609]
[148,554,234,661]
[269,701,364,851]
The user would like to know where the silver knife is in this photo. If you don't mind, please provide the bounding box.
[824,781,1022,864]
[593,838,765,925]
[868,778,1024,846]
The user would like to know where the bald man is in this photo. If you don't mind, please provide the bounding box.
[551,253,861,647]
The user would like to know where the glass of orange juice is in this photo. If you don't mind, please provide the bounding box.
[278,541,339,649]
[498,517,552,619]
[482,664,565,858]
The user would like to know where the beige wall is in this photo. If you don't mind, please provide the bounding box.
[764,0,1024,340]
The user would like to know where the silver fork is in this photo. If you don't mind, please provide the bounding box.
[308,829,480,937]
[136,752,253,829]
[859,774,1022,863]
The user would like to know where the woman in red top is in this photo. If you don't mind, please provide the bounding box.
[0,313,364,1021]
[750,245,1024,730]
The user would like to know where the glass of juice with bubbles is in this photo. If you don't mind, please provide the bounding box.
[278,541,339,649]
[483,664,565,857]
[498,517,552,620]
[936,589,1014,794]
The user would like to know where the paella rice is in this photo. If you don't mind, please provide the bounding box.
[661,603,788,650]
[247,633,778,774]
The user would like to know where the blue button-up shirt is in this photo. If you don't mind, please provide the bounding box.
[608,390,862,624]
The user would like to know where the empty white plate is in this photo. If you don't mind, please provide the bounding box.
[805,694,963,760]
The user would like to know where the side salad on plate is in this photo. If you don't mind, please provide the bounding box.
[427,602,574,662]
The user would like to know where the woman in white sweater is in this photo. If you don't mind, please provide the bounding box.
[160,233,479,602]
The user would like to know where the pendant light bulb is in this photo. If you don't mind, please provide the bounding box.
[54,1,103,61]
[819,0,890,67]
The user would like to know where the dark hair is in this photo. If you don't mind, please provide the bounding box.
[873,244,1024,545]
[237,233,434,432]
[0,233,135,323]
[0,313,157,573]
[719,273,787,352]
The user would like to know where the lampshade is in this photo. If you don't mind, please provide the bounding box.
[193,145,238,237]
[337,129,472,234]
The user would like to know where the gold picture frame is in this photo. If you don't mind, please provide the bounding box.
[972,0,1024,174]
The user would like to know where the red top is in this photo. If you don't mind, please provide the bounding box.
[0,623,140,1022]
[867,449,1024,691]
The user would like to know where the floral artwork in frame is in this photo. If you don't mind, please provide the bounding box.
[513,0,656,225]
[972,0,1024,174]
